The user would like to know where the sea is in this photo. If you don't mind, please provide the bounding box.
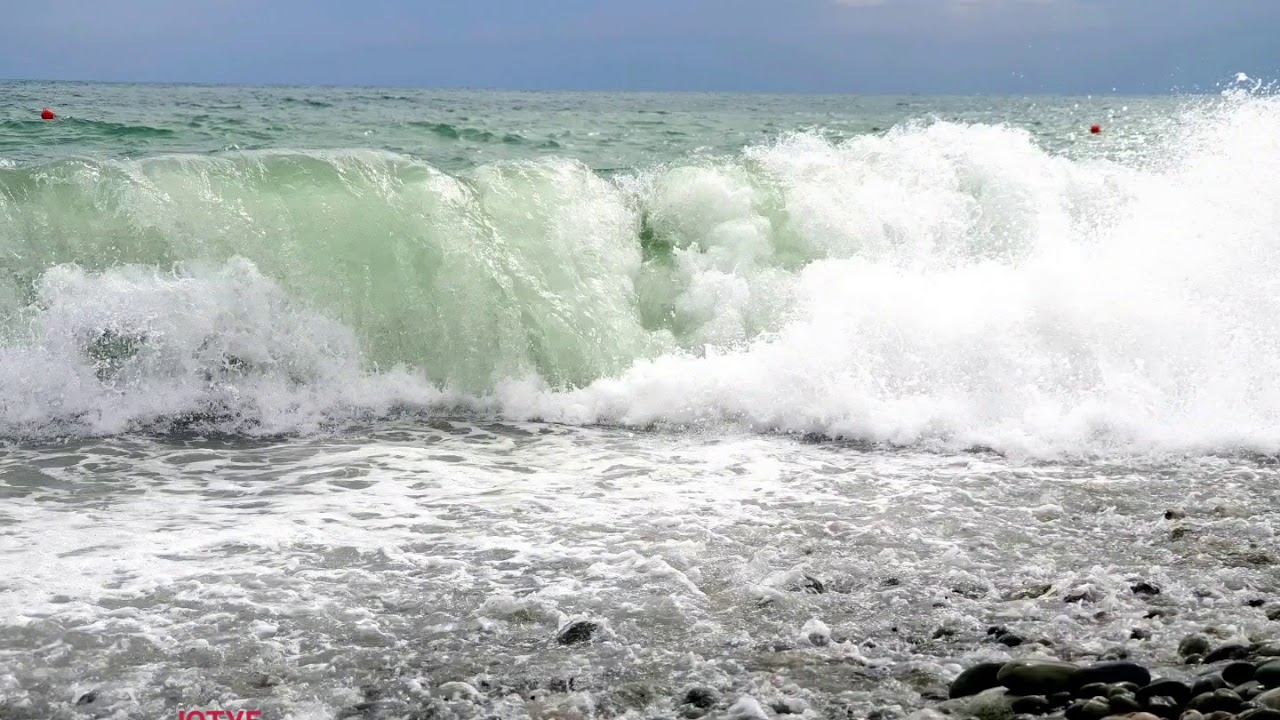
[2,80,1280,720]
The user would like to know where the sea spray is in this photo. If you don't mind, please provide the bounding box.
[1,93,1279,454]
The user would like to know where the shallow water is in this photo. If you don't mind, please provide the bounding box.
[4,421,1279,718]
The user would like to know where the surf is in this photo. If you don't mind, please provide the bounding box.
[1,92,1279,456]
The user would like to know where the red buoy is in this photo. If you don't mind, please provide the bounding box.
[41,108,56,121]
[1089,124,1101,135]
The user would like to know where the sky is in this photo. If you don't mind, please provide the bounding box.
[1,0,1278,94]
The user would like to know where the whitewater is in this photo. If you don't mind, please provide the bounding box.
[2,82,1279,720]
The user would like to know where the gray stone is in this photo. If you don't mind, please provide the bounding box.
[1204,644,1251,663]
[1139,680,1193,706]
[1239,709,1280,720]
[1147,696,1181,719]
[1187,689,1243,714]
[951,663,1008,699]
[998,660,1082,696]
[1180,634,1213,658]
[556,620,599,645]
[683,687,720,709]
[1257,661,1280,689]
[1065,698,1110,720]
[1108,693,1141,714]
[1010,696,1051,715]
[1076,684,1112,700]
[1049,692,1075,708]
[1191,674,1227,697]
[1258,688,1280,711]
[1239,681,1267,700]
[1224,661,1257,685]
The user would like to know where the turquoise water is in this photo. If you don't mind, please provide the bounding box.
[3,82,1280,720]
[2,82,1172,169]
[2,82,1264,447]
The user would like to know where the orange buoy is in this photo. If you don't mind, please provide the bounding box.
[41,108,56,121]
[1089,124,1101,135]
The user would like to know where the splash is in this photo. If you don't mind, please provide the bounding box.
[2,93,1279,454]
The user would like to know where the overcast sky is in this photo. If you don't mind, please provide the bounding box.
[1,0,1277,93]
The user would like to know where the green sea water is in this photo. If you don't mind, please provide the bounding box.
[3,82,1244,442]
[2,82,1173,170]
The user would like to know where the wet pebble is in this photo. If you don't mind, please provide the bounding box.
[998,660,1082,696]
[556,620,599,645]
[1237,681,1266,700]
[1223,661,1257,685]
[683,687,720,709]
[1065,697,1111,720]
[1108,692,1141,714]
[1192,674,1227,697]
[1257,688,1280,710]
[1132,582,1162,597]
[1204,644,1251,663]
[1147,695,1182,719]
[1139,680,1194,706]
[951,662,1008,699]
[1187,688,1242,713]
[1181,634,1213,658]
[1256,660,1280,688]
[1010,696,1050,715]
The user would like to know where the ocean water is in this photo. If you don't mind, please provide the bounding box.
[2,81,1280,720]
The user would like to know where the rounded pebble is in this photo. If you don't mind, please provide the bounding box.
[1077,662,1152,689]
[1205,644,1251,663]
[1225,661,1258,685]
[999,660,1082,697]
[1011,696,1050,715]
[1188,689,1243,714]
[1140,682,1194,707]
[1078,683,1112,700]
[1191,674,1227,697]
[1108,693,1141,714]
[1257,688,1280,710]
[1181,635,1213,658]
[1256,661,1280,689]
[683,687,720,709]
[950,663,1008,699]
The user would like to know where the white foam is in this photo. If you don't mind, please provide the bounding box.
[506,93,1280,457]
[2,94,1280,457]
